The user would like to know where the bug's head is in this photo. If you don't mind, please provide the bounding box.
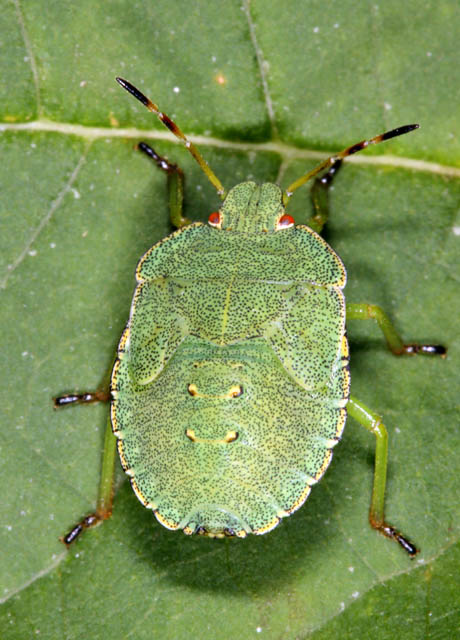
[208,182,295,233]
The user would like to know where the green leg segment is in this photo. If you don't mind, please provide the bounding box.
[137,142,191,228]
[54,390,116,545]
[61,416,117,545]
[307,157,446,357]
[347,396,418,556]
[306,159,343,234]
[346,303,446,356]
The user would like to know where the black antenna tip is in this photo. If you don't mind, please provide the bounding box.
[115,77,150,108]
[381,124,420,142]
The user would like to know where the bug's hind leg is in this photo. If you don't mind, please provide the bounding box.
[347,396,418,556]
[137,142,191,229]
[62,417,116,545]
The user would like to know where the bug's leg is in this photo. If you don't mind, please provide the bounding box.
[137,141,191,229]
[61,417,116,545]
[54,391,116,545]
[307,159,343,233]
[347,396,418,556]
[53,390,110,407]
[346,303,447,356]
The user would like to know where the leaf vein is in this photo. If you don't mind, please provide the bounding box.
[0,142,92,289]
[242,0,278,138]
[11,0,41,116]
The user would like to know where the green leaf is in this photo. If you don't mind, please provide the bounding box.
[1,1,459,638]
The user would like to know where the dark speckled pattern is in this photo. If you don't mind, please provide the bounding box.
[111,182,349,536]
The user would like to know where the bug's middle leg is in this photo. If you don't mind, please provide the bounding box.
[346,303,447,356]
[54,390,116,545]
[137,142,191,229]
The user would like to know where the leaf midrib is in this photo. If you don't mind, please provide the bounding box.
[2,120,459,179]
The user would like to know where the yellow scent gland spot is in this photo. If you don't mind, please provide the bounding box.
[185,429,238,444]
[187,383,243,399]
[229,385,243,398]
[187,383,199,396]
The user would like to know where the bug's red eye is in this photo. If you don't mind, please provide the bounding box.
[276,214,295,229]
[208,211,222,227]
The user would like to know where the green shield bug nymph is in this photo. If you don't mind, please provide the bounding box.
[54,78,446,555]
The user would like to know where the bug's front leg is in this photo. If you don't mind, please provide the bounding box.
[346,303,447,356]
[53,392,116,545]
[307,159,343,233]
[347,396,418,556]
[137,142,191,229]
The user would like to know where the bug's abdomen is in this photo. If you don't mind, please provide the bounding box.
[111,335,349,537]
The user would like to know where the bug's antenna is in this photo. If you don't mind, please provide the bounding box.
[283,124,419,205]
[116,77,227,200]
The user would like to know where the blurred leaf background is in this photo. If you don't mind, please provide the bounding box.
[1,1,459,638]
